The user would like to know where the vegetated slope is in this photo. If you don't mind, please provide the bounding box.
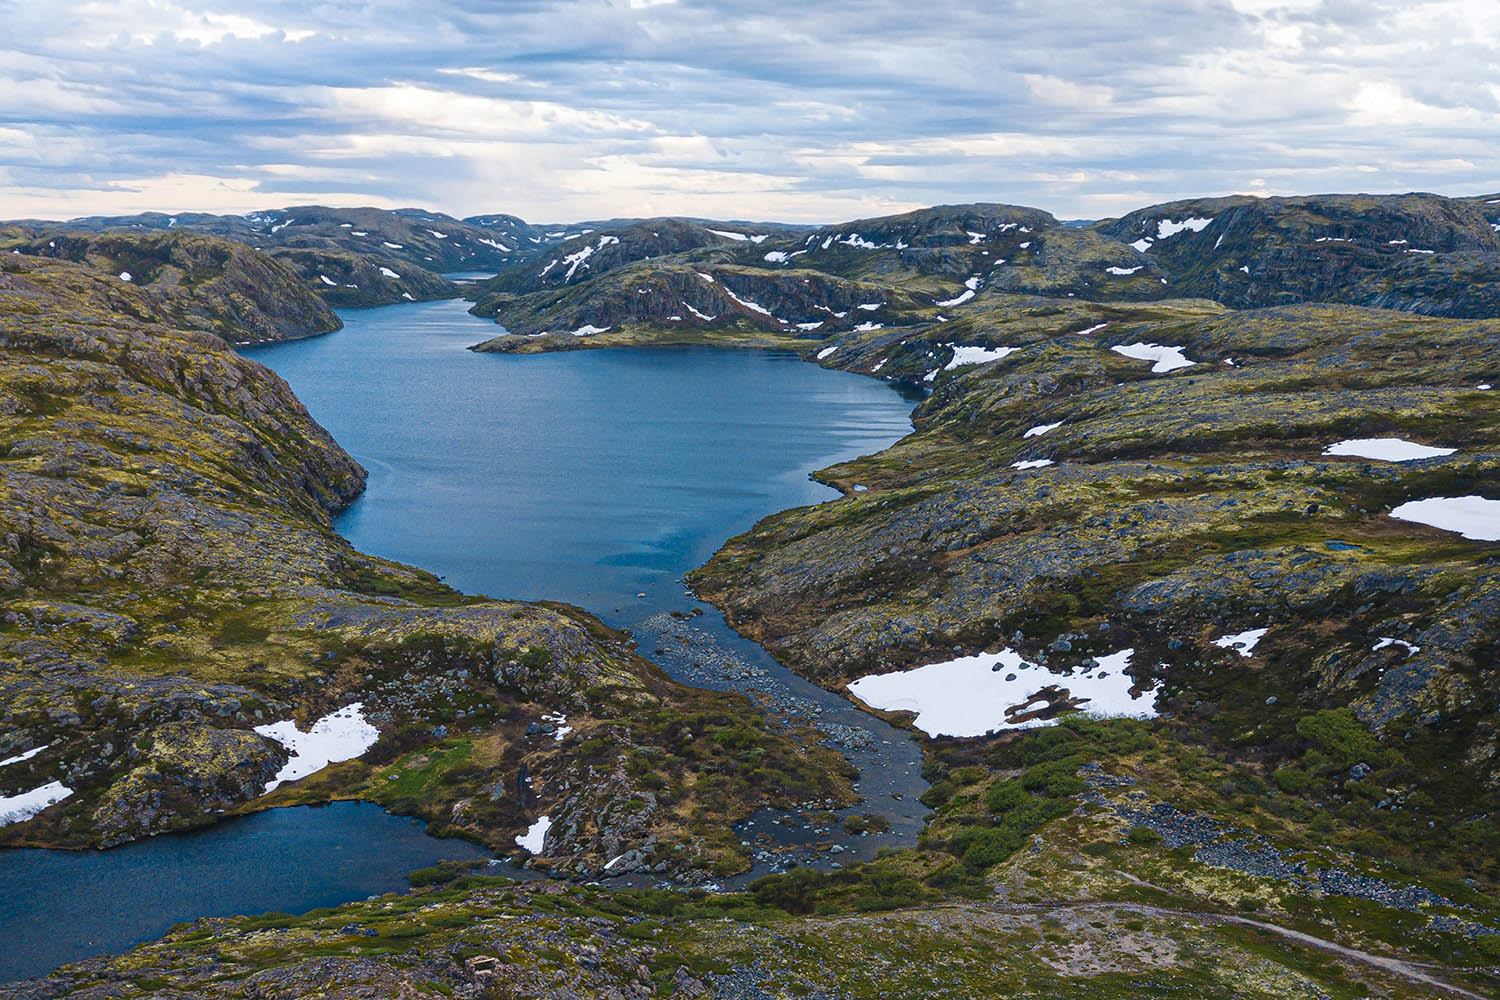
[0,229,340,343]
[0,253,853,879]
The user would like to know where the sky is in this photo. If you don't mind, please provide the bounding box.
[1,0,1497,224]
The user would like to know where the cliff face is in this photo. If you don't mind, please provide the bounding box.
[0,253,852,873]
[2,230,342,343]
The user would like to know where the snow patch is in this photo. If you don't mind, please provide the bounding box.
[0,743,49,768]
[1322,438,1455,462]
[1106,265,1142,275]
[379,267,401,279]
[722,285,774,317]
[847,648,1157,739]
[572,324,611,336]
[319,274,336,286]
[0,781,73,826]
[683,301,717,322]
[383,242,404,249]
[936,275,982,308]
[1390,497,1500,541]
[1012,459,1054,470]
[1156,217,1214,239]
[1373,637,1420,657]
[816,345,838,360]
[516,815,551,853]
[1111,343,1196,373]
[255,703,379,792]
[1213,628,1268,657]
[1024,421,1062,439]
[945,345,1017,369]
[118,271,132,282]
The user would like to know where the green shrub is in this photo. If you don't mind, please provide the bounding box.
[1021,756,1087,798]
[1273,766,1314,793]
[1295,708,1379,768]
[986,779,1029,813]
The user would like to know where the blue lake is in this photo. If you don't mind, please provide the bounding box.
[250,299,916,624]
[0,802,489,982]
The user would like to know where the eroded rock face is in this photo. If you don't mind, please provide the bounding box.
[90,722,285,845]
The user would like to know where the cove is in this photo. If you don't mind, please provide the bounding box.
[0,802,489,983]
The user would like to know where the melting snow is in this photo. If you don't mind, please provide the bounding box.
[379,267,401,279]
[1012,459,1054,470]
[0,781,73,826]
[351,231,368,237]
[383,242,404,249]
[848,648,1158,738]
[516,815,551,853]
[936,275,982,308]
[797,321,825,331]
[857,302,882,311]
[426,230,449,239]
[1106,265,1142,276]
[1322,438,1455,462]
[1213,628,1268,657]
[401,292,415,301]
[1373,637,1420,657]
[572,324,611,336]
[0,743,49,768]
[723,285,774,317]
[1390,497,1500,541]
[1156,217,1214,238]
[1111,343,1196,373]
[945,345,1017,369]
[118,271,132,282]
[816,345,838,360]
[1073,323,1108,337]
[709,229,750,241]
[683,301,717,322]
[319,275,336,286]
[255,703,380,792]
[854,321,883,332]
[1024,421,1062,438]
[1130,239,1154,252]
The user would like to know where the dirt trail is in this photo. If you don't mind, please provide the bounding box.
[985,900,1490,1000]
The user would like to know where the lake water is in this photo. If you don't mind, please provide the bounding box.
[0,803,490,982]
[252,299,916,622]
[2,298,920,982]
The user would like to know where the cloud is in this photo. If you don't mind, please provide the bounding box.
[0,0,1496,222]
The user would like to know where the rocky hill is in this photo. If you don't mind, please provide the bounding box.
[1092,193,1500,316]
[0,253,852,879]
[268,247,459,308]
[1,229,340,343]
[45,205,525,274]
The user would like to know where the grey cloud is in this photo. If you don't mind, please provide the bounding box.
[0,0,1496,221]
